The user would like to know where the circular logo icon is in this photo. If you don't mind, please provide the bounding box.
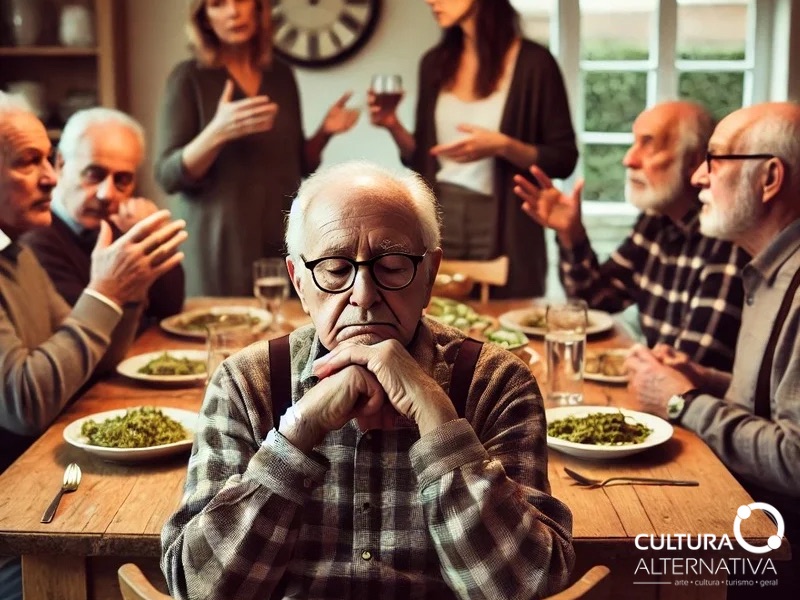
[733,502,784,554]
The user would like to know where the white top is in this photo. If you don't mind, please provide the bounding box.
[434,82,510,196]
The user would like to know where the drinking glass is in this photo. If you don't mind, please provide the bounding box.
[205,323,262,385]
[370,74,403,112]
[545,299,588,405]
[252,257,290,328]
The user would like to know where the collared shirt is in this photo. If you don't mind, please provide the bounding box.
[0,229,12,253]
[682,217,800,499]
[161,319,574,600]
[559,206,748,370]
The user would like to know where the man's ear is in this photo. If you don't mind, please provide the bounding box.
[286,256,309,314]
[761,157,784,203]
[422,247,443,308]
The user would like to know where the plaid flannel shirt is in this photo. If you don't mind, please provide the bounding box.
[161,319,574,600]
[559,207,748,371]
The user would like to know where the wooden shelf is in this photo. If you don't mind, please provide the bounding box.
[0,46,98,57]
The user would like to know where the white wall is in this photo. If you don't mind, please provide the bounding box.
[123,0,439,205]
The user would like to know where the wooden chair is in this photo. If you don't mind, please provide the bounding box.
[118,564,172,600]
[118,563,610,600]
[439,254,510,303]
[545,565,611,600]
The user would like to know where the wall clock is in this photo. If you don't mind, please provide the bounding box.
[272,0,381,68]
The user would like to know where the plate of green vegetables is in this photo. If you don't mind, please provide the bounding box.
[116,350,208,385]
[63,406,198,462]
[545,406,673,459]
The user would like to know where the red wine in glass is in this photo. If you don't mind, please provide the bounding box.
[371,74,402,111]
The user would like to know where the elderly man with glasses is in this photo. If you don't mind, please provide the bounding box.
[625,102,800,597]
[161,161,575,600]
[21,108,184,330]
[514,101,748,371]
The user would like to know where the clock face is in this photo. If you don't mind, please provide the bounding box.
[272,0,381,68]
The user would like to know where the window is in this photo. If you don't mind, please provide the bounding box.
[512,0,773,208]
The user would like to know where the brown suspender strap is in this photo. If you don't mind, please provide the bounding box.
[754,267,800,419]
[448,338,484,419]
[267,335,293,436]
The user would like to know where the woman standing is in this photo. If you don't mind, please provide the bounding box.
[369,0,578,298]
[155,0,358,297]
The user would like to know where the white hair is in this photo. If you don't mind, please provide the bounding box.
[58,107,146,159]
[0,91,35,160]
[285,160,441,260]
[0,90,33,115]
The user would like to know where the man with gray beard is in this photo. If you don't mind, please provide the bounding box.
[625,101,800,598]
[514,101,747,370]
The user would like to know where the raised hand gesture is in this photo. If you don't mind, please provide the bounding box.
[210,79,279,143]
[514,165,586,248]
[322,92,360,135]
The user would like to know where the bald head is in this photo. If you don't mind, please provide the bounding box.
[717,102,800,193]
[285,161,441,260]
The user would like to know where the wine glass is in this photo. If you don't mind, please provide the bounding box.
[252,257,290,329]
[370,74,403,112]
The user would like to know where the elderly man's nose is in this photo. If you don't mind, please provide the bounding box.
[40,160,58,190]
[690,161,709,188]
[96,173,119,199]
[622,145,641,168]
[349,267,380,307]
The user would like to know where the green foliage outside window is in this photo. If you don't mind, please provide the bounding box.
[582,45,745,202]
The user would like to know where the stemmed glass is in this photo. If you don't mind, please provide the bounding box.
[252,257,290,329]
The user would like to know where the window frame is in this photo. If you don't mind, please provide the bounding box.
[534,0,776,214]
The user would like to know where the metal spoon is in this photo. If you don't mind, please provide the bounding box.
[41,463,82,523]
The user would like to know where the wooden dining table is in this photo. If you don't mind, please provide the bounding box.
[0,298,789,599]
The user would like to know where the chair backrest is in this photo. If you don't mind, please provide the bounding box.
[117,561,609,600]
[544,565,611,600]
[118,563,173,600]
[439,255,509,303]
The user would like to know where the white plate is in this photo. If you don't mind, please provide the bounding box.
[545,406,673,460]
[160,306,272,339]
[584,349,630,384]
[116,350,208,385]
[498,307,614,337]
[584,371,629,384]
[63,407,198,463]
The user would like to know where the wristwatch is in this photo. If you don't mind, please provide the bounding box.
[667,388,701,423]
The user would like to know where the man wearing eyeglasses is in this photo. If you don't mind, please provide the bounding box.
[625,102,800,597]
[20,108,184,329]
[161,161,575,599]
[514,101,748,371]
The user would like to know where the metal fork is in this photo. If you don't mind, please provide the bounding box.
[564,467,698,488]
[41,463,82,523]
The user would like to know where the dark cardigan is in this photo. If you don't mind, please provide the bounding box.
[410,39,578,298]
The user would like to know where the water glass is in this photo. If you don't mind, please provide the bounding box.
[370,74,403,112]
[545,299,588,405]
[252,257,290,327]
[206,323,262,384]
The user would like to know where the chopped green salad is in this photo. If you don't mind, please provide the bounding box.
[137,352,206,376]
[80,406,188,448]
[548,411,652,446]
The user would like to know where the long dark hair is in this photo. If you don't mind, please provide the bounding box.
[433,0,521,98]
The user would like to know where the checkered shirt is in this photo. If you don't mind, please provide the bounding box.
[559,207,748,370]
[161,319,575,600]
